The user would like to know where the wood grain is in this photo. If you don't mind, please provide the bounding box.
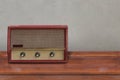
[0,75,120,80]
[0,51,120,75]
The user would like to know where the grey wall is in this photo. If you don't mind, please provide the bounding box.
[0,0,120,51]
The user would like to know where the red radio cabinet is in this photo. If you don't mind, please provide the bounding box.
[7,25,68,63]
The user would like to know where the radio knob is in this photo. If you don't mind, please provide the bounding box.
[50,52,55,57]
[20,52,25,57]
[35,52,40,57]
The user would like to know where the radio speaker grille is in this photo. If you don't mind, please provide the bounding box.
[11,29,64,49]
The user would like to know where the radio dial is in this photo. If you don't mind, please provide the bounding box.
[20,52,25,57]
[35,52,40,57]
[50,52,55,57]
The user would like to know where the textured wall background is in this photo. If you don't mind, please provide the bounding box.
[0,0,120,51]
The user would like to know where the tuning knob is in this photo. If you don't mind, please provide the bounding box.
[20,52,25,57]
[50,52,55,57]
[35,52,40,57]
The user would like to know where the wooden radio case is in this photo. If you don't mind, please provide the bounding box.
[7,25,68,63]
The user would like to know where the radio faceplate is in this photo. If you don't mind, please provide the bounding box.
[11,48,64,60]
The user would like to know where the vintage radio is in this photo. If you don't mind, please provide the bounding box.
[7,25,68,63]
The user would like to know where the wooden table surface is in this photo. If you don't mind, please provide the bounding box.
[0,51,120,75]
[0,51,120,80]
